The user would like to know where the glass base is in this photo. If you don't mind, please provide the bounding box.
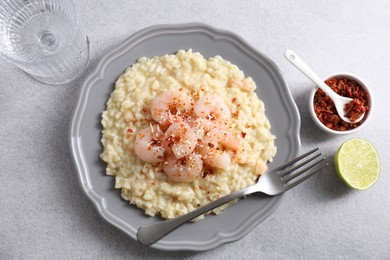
[27,36,91,85]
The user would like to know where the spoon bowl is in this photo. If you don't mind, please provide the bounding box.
[284,50,365,123]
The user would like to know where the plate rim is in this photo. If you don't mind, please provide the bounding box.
[69,22,301,251]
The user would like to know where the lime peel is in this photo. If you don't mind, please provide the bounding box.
[334,138,380,190]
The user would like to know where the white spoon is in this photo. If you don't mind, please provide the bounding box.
[284,50,364,123]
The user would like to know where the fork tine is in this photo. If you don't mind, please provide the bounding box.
[284,160,328,190]
[283,157,326,183]
[274,147,319,172]
[279,152,322,177]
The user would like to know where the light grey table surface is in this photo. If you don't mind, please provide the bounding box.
[1,0,389,259]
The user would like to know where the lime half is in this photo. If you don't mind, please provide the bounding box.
[334,138,380,190]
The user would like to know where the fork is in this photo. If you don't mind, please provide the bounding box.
[137,148,328,246]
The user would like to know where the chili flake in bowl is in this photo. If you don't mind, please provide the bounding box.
[308,73,373,134]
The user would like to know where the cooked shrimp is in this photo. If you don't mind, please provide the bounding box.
[150,90,195,126]
[194,95,231,130]
[134,127,165,163]
[162,122,197,159]
[187,117,213,140]
[163,153,203,183]
[198,128,240,170]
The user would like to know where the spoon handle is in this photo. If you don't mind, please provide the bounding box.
[284,50,338,100]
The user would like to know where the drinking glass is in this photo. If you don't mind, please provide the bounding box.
[0,0,90,85]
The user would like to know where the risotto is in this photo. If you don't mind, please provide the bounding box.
[100,50,276,220]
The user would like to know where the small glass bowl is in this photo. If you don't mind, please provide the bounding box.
[308,73,373,135]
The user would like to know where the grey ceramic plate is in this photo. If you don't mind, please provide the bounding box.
[69,23,301,251]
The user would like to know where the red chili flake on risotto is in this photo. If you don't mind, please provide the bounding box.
[313,78,369,131]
